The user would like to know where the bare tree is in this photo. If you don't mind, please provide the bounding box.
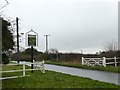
[48,48,59,60]
[48,48,59,54]
[103,40,119,52]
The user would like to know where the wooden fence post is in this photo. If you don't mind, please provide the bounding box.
[103,57,106,67]
[23,62,25,76]
[33,60,35,68]
[114,57,117,67]
[42,60,45,73]
[82,57,84,65]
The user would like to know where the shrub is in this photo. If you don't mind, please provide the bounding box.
[2,53,9,64]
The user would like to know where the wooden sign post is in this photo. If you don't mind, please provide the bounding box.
[26,29,38,73]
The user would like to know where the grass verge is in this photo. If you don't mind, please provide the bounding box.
[2,65,120,88]
[45,60,120,73]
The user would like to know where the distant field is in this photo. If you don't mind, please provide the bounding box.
[2,65,119,88]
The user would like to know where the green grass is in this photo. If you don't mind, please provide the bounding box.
[2,65,30,77]
[45,60,120,73]
[2,65,120,88]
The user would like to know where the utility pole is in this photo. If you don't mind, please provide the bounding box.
[16,17,19,63]
[44,34,50,54]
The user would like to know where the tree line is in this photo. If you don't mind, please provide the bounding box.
[11,47,120,63]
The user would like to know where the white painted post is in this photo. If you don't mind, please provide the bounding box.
[33,60,35,68]
[103,57,106,67]
[23,62,25,76]
[114,57,117,67]
[42,60,45,73]
[82,57,84,65]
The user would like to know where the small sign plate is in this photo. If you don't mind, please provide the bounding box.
[28,34,36,46]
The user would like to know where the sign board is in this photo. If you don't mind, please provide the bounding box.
[28,34,37,46]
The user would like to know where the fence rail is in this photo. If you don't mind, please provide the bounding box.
[82,57,120,67]
[0,60,45,80]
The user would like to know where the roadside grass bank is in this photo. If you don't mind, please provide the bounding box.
[2,65,119,88]
[45,60,120,73]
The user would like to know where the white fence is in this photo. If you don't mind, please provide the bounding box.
[82,57,119,67]
[0,60,45,80]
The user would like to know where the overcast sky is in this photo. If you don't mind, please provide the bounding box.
[1,0,119,53]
